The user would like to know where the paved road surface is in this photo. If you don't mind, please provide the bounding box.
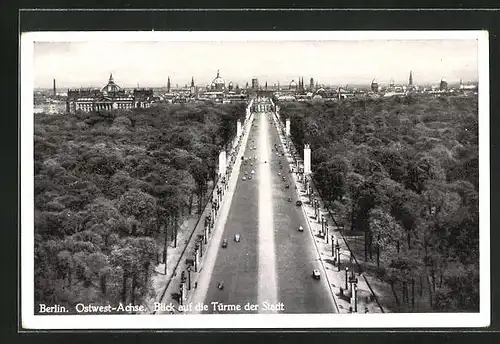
[190,103,336,314]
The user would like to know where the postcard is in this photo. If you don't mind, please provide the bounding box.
[21,30,489,329]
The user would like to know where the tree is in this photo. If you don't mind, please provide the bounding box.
[369,208,406,268]
[117,189,157,236]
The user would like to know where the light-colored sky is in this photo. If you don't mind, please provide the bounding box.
[33,39,479,89]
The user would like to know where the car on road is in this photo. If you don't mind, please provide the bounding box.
[296,200,302,206]
[312,269,321,280]
[234,234,241,242]
[298,225,304,232]
[242,176,246,181]
[248,175,252,180]
[222,239,228,248]
[251,170,255,174]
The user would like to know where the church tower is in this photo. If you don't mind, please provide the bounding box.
[167,76,171,93]
[408,70,413,86]
[190,77,195,95]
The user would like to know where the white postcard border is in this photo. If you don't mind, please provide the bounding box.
[21,30,490,329]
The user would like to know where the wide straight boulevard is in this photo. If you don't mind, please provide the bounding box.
[188,99,336,314]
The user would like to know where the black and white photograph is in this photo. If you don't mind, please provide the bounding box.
[21,30,489,329]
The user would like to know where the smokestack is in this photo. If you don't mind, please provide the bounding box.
[53,79,56,96]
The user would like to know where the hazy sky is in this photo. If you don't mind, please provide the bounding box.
[32,38,479,89]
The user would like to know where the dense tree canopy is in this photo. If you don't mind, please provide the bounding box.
[281,95,479,311]
[34,102,246,311]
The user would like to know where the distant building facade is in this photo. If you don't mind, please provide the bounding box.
[66,74,154,113]
[197,70,248,104]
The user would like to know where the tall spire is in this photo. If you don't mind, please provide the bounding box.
[191,76,195,87]
[217,69,220,77]
[109,73,114,83]
[167,76,171,92]
[409,70,413,86]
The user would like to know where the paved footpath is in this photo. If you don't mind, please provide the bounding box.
[152,114,253,314]
[272,113,384,314]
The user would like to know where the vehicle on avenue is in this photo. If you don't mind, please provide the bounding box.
[218,281,224,290]
[285,184,290,189]
[251,170,255,174]
[278,172,281,176]
[288,197,292,202]
[296,200,303,206]
[312,269,321,280]
[234,234,241,242]
[222,239,228,248]
[248,175,252,180]
[298,225,304,232]
[242,176,246,181]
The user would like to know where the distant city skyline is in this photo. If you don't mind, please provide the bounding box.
[31,33,480,89]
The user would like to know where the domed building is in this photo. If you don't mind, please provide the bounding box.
[289,79,298,90]
[210,70,226,91]
[66,73,153,113]
[100,73,123,95]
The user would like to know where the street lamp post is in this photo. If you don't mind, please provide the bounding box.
[187,266,191,290]
[353,284,358,313]
[193,254,197,273]
[314,200,317,220]
[194,246,199,272]
[179,283,184,306]
[349,272,359,312]
[345,267,349,289]
[336,240,341,272]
